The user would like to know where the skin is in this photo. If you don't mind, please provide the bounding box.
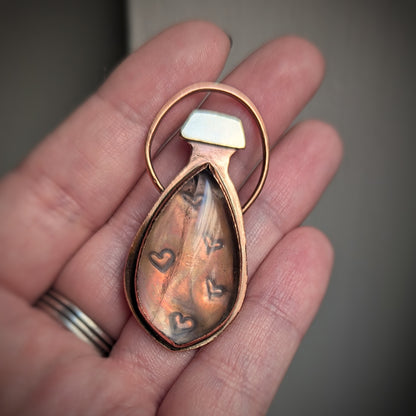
[0,21,342,415]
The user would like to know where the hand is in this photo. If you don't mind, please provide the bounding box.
[0,21,342,415]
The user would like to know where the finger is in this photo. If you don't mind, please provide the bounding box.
[0,288,96,415]
[54,37,329,340]
[0,21,231,300]
[158,227,334,416]
[243,119,343,276]
[107,119,341,408]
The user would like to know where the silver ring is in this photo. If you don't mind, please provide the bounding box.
[36,289,114,357]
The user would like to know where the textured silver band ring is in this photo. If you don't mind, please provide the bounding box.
[36,289,114,357]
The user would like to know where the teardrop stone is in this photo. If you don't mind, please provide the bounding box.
[136,168,240,347]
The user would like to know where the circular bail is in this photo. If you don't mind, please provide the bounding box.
[145,82,269,214]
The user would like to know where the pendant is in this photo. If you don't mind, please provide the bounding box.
[124,83,269,350]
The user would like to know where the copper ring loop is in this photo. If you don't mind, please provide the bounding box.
[145,82,269,214]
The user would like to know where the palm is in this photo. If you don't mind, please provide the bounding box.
[0,22,341,415]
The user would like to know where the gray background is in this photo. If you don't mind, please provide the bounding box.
[0,1,126,174]
[1,1,415,415]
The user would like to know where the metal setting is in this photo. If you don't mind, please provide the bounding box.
[125,82,269,351]
[181,109,246,149]
[36,289,114,356]
[145,82,269,214]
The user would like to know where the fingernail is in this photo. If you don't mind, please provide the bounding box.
[227,33,233,49]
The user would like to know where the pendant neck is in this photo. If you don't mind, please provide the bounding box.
[189,141,236,174]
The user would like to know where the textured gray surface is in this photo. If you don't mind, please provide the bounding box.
[128,1,416,415]
[0,1,414,415]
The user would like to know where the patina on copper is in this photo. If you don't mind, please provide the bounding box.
[124,83,269,351]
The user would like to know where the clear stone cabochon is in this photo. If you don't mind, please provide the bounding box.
[135,168,241,348]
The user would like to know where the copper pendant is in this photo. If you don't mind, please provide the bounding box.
[124,83,269,350]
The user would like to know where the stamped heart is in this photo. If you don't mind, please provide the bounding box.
[206,277,225,300]
[203,234,224,254]
[170,312,195,333]
[182,191,204,208]
[149,248,175,273]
